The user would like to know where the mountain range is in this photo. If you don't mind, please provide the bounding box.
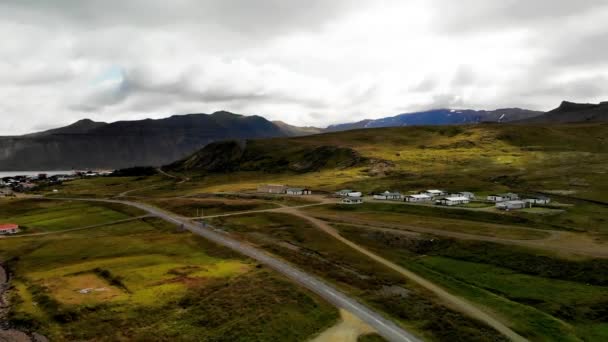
[1,101,606,170]
[324,108,543,132]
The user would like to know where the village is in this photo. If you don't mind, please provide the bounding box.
[256,184,553,211]
[0,171,112,197]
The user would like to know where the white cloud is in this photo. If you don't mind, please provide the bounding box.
[0,0,607,134]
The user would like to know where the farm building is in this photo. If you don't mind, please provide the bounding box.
[496,200,528,210]
[347,192,363,198]
[0,224,20,235]
[373,191,402,200]
[455,192,476,199]
[286,188,312,196]
[257,184,287,194]
[341,197,364,205]
[524,196,551,205]
[404,194,432,202]
[423,189,446,197]
[336,189,353,197]
[436,196,471,206]
[487,193,519,202]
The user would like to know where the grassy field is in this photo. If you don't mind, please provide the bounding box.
[337,224,608,341]
[162,124,608,199]
[0,198,145,233]
[140,197,279,217]
[303,204,553,240]
[41,175,172,198]
[208,212,508,341]
[0,216,339,341]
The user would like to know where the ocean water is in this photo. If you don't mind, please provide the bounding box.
[0,171,75,178]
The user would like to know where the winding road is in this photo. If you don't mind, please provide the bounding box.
[48,198,421,342]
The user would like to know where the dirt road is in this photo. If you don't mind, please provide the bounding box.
[282,207,527,342]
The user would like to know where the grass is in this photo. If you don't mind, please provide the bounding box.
[337,224,608,341]
[303,204,552,240]
[0,198,144,233]
[41,175,172,198]
[1,217,339,341]
[140,197,279,217]
[208,212,509,341]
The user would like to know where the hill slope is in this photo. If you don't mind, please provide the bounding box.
[325,108,543,132]
[0,112,294,170]
[167,123,608,202]
[519,101,608,124]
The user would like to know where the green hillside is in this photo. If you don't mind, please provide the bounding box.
[165,123,608,202]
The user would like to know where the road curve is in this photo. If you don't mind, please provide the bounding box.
[48,198,421,342]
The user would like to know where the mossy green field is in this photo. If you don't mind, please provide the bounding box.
[1,209,338,341]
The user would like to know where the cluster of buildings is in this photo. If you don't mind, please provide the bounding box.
[0,171,112,196]
[257,184,312,196]
[334,187,551,211]
[1,173,71,194]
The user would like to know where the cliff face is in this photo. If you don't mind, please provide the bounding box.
[0,112,290,170]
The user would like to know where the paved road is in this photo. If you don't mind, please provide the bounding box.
[50,197,421,342]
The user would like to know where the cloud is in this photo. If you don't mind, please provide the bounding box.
[0,0,607,134]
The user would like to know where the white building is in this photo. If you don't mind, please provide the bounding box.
[487,193,519,202]
[496,200,528,210]
[424,189,446,197]
[347,192,363,198]
[455,192,476,199]
[524,196,551,205]
[286,188,312,196]
[341,197,364,205]
[0,224,20,235]
[336,189,353,197]
[436,196,471,206]
[404,194,432,202]
[373,191,402,201]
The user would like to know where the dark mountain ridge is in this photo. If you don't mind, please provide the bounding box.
[518,101,608,124]
[0,112,291,170]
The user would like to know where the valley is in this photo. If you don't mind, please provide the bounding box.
[2,122,607,341]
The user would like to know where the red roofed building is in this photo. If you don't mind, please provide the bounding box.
[0,224,20,235]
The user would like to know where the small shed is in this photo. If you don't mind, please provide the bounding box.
[342,197,364,205]
[257,184,287,194]
[286,188,312,196]
[0,224,20,235]
[336,189,353,197]
[496,200,528,211]
[404,194,432,202]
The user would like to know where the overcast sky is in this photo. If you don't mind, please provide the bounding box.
[1,0,608,134]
